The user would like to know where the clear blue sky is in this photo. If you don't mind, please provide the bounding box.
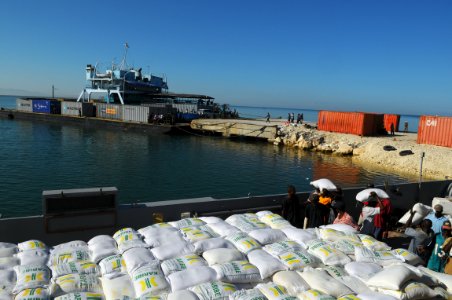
[0,0,451,115]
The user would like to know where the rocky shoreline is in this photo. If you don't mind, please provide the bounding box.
[271,123,452,180]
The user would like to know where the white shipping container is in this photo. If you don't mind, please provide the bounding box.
[123,105,150,123]
[96,103,122,120]
[61,101,82,116]
[16,98,33,112]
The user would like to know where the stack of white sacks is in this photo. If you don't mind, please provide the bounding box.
[1,211,451,300]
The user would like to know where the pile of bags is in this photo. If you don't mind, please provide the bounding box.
[0,211,451,300]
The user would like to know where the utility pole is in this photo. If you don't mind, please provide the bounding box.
[52,85,55,98]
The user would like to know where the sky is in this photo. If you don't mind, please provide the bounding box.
[0,0,451,115]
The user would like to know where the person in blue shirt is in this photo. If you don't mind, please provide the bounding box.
[425,205,448,235]
[427,220,451,272]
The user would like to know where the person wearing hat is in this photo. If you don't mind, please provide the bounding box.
[332,200,359,230]
[427,220,452,272]
[425,204,448,235]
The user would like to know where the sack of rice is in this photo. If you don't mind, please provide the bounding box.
[272,271,310,296]
[318,228,346,242]
[190,281,237,300]
[123,247,156,274]
[0,242,17,258]
[17,250,49,266]
[50,261,98,278]
[151,241,195,261]
[336,296,361,300]
[131,263,169,297]
[169,218,206,229]
[355,189,389,202]
[138,224,178,239]
[298,289,336,300]
[88,235,115,246]
[247,249,287,279]
[113,227,147,253]
[344,261,382,281]
[256,282,297,300]
[136,292,168,300]
[181,227,218,243]
[226,215,268,233]
[263,241,305,257]
[280,228,317,248]
[198,216,224,224]
[0,256,19,269]
[167,290,198,300]
[398,203,432,225]
[50,273,102,297]
[377,281,441,300]
[193,237,235,254]
[161,254,207,276]
[167,266,216,292]
[202,248,244,266]
[207,222,241,237]
[14,288,49,300]
[99,254,126,275]
[298,269,353,298]
[52,241,88,252]
[17,241,47,252]
[307,240,351,266]
[143,231,185,248]
[366,265,420,291]
[100,273,136,300]
[357,292,398,300]
[53,293,104,300]
[259,214,292,229]
[320,224,359,234]
[13,264,50,293]
[48,249,91,267]
[248,229,287,245]
[88,237,118,263]
[358,235,391,251]
[0,269,15,292]
[354,247,401,266]
[225,232,261,254]
[391,249,423,266]
[332,239,364,255]
[419,266,452,292]
[310,179,337,192]
[229,288,266,300]
[212,261,261,283]
[0,290,10,300]
[256,210,273,218]
[276,250,319,271]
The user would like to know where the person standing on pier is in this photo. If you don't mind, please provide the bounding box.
[390,123,395,135]
[266,112,271,123]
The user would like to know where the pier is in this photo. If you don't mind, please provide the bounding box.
[190,118,280,140]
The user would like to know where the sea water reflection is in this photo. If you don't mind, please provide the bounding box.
[0,116,418,217]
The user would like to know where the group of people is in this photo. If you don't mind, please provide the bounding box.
[281,185,452,274]
[287,113,303,124]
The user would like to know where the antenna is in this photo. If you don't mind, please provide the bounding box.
[119,42,129,71]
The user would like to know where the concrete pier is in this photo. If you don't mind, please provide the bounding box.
[190,118,280,139]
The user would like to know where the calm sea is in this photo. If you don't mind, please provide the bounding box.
[0,95,419,217]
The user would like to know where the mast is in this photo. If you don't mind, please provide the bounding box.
[119,42,129,71]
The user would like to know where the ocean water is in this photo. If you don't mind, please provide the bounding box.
[0,95,419,217]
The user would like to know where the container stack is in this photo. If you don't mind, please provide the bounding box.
[417,116,452,148]
[1,212,451,300]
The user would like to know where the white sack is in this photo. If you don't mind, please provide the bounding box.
[276,250,319,270]
[225,232,261,254]
[344,261,382,281]
[0,243,17,258]
[54,293,104,300]
[229,288,266,300]
[193,237,235,254]
[167,290,199,300]
[310,179,337,191]
[50,273,102,297]
[280,228,317,248]
[263,241,305,257]
[247,249,287,280]
[13,264,50,293]
[366,265,420,291]
[298,268,353,298]
[50,261,98,278]
[0,256,19,269]
[212,261,261,283]
[256,282,297,300]
[207,222,241,237]
[356,188,389,202]
[123,247,156,274]
[320,224,359,234]
[131,263,169,297]
[144,231,184,248]
[307,240,351,266]
[190,281,237,300]
[100,273,136,300]
[151,240,195,261]
[202,248,244,266]
[17,240,47,252]
[272,271,310,296]
[398,203,432,225]
[169,218,206,229]
[0,269,15,292]
[13,288,49,300]
[161,254,207,276]
[298,289,336,300]
[99,254,127,275]
[357,292,398,300]
[167,266,217,292]
[248,228,287,245]
[259,214,292,229]
[198,216,224,224]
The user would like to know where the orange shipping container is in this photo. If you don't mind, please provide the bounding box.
[317,111,384,136]
[383,114,400,133]
[417,116,452,148]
